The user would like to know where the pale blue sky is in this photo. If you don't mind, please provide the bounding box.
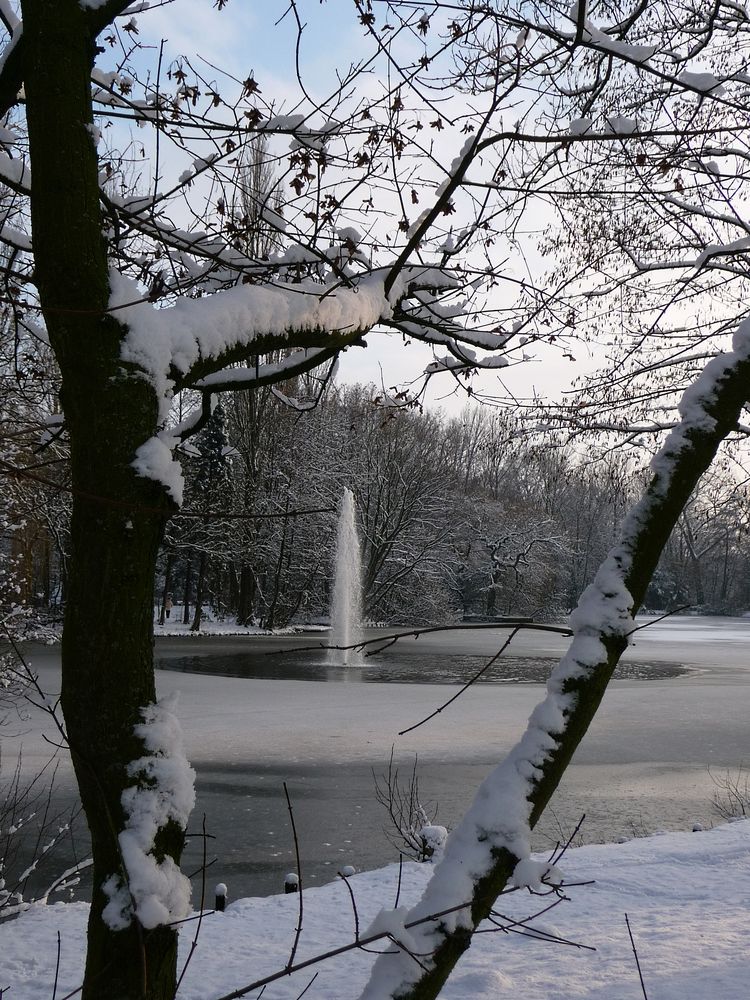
[141,1,374,105]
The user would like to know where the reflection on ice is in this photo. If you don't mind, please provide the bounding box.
[159,649,686,684]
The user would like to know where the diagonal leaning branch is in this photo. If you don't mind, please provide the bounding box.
[358,320,750,1000]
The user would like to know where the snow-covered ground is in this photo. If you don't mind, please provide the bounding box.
[154,608,328,637]
[2,820,748,999]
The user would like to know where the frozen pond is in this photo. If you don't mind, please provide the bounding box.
[157,645,686,685]
[9,616,750,901]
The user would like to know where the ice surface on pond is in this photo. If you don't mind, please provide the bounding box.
[327,488,364,666]
[14,618,750,902]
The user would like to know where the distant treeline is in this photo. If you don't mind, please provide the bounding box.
[150,382,750,629]
[6,375,749,629]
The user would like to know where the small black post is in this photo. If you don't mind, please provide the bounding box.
[284,872,299,894]
[215,882,227,912]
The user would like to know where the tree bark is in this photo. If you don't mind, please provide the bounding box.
[190,549,207,632]
[679,516,706,605]
[182,560,193,625]
[238,563,257,624]
[22,3,185,997]
[42,534,51,606]
[158,552,175,626]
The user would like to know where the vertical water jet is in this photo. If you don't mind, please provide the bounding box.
[328,488,363,666]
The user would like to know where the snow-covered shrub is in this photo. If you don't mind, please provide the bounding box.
[0,750,86,921]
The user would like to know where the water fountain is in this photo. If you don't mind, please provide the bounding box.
[327,488,364,666]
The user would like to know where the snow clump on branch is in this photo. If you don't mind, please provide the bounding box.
[102,693,195,931]
[113,270,400,424]
[113,269,403,504]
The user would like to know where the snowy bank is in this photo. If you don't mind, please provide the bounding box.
[1,820,748,999]
[153,610,329,638]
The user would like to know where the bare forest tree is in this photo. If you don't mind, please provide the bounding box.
[0,309,68,625]
[165,387,672,626]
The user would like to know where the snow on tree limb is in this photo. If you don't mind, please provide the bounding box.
[102,693,195,931]
[117,257,507,501]
[114,270,403,422]
[194,346,340,392]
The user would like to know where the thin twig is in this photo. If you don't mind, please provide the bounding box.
[625,913,650,1000]
[337,871,360,941]
[398,627,522,735]
[52,983,82,1000]
[294,973,319,999]
[52,930,61,1000]
[373,749,438,861]
[485,921,595,950]
[275,620,572,658]
[627,605,692,635]
[284,782,304,971]
[547,813,586,865]
[394,854,404,909]
[2,631,70,750]
[174,814,210,995]
[185,857,217,880]
[488,892,595,952]
[42,858,93,902]
[386,933,431,970]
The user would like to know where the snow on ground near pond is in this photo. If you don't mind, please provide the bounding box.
[153,614,329,637]
[153,612,750,644]
[2,821,748,999]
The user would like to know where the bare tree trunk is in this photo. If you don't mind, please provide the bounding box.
[182,560,192,624]
[191,550,207,632]
[720,530,730,604]
[237,563,256,624]
[265,501,290,629]
[42,534,51,606]
[679,515,706,605]
[22,4,188,995]
[214,567,225,619]
[158,552,175,625]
